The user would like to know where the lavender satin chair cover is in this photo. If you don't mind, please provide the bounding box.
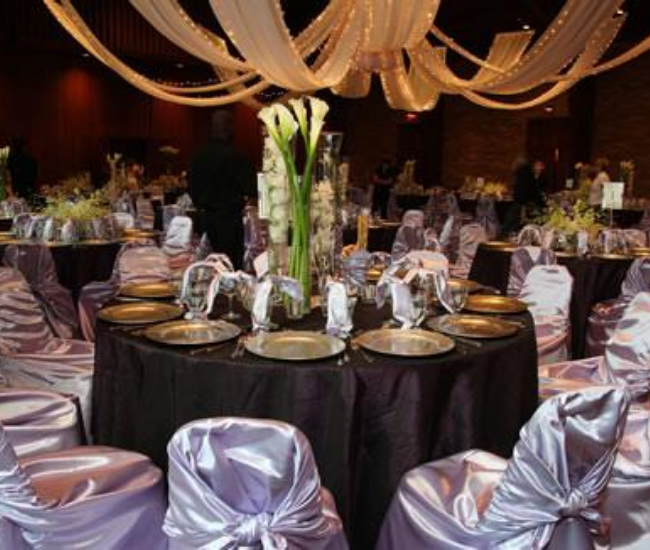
[78,241,171,341]
[517,224,544,247]
[11,213,32,240]
[194,232,214,262]
[26,215,50,241]
[451,223,488,279]
[1,198,28,217]
[0,268,94,436]
[600,230,628,255]
[0,424,167,549]
[112,211,135,230]
[114,192,136,216]
[164,417,347,549]
[622,229,647,249]
[176,193,194,210]
[520,265,573,365]
[163,215,194,271]
[391,210,425,261]
[507,246,558,297]
[540,292,650,408]
[377,387,629,550]
[3,244,78,339]
[163,204,183,231]
[136,198,155,230]
[439,214,463,262]
[243,207,267,274]
[476,195,500,240]
[0,388,81,458]
[587,258,650,357]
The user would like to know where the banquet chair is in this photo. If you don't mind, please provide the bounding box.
[402,250,450,276]
[162,204,182,231]
[0,268,94,437]
[449,222,487,279]
[164,417,347,549]
[391,210,426,261]
[112,211,135,230]
[623,228,648,249]
[376,387,629,550]
[162,215,194,271]
[0,423,168,549]
[506,246,558,297]
[539,291,650,406]
[517,223,544,246]
[194,232,214,261]
[78,240,172,341]
[0,387,82,458]
[2,243,78,339]
[475,194,500,240]
[11,212,32,239]
[586,258,650,357]
[600,229,629,254]
[520,265,573,365]
[136,197,155,230]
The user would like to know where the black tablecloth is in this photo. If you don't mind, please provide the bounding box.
[469,244,632,358]
[93,302,538,549]
[342,225,399,252]
[0,242,120,301]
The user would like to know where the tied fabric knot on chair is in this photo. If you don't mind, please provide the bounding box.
[164,417,347,549]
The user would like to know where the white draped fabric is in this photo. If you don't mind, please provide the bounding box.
[42,0,650,112]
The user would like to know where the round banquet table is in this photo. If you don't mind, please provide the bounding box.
[469,243,633,358]
[92,301,538,549]
[0,241,120,301]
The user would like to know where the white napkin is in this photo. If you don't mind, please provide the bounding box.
[326,280,353,338]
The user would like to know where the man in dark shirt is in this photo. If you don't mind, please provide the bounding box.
[7,137,38,201]
[189,110,257,269]
[372,158,397,219]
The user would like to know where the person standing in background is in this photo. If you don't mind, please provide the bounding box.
[189,110,257,269]
[7,137,38,201]
[502,156,538,235]
[531,159,548,208]
[372,158,397,219]
[588,157,611,206]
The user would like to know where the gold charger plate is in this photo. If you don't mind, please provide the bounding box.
[356,328,455,357]
[98,302,183,325]
[79,239,112,246]
[591,253,631,261]
[245,331,345,361]
[482,241,516,252]
[449,278,482,294]
[630,247,650,258]
[427,314,519,339]
[464,295,528,314]
[119,281,177,299]
[144,319,240,346]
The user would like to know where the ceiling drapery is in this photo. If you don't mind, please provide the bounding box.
[43,0,650,111]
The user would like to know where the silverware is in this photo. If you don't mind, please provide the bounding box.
[189,342,231,356]
[231,336,247,358]
[350,339,375,363]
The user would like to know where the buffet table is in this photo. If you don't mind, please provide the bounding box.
[469,244,633,358]
[0,241,120,301]
[93,302,538,549]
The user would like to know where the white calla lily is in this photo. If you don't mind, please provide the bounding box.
[289,98,308,141]
[258,105,281,146]
[307,97,329,152]
[275,104,299,144]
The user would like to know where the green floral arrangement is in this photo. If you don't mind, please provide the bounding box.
[41,189,110,222]
[539,200,604,239]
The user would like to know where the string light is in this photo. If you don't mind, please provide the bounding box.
[43,0,650,112]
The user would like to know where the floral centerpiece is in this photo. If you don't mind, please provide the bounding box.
[258,96,329,313]
[0,146,10,202]
[538,200,604,250]
[311,180,336,283]
[41,189,110,240]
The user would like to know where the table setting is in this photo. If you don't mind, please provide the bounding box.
[92,251,538,548]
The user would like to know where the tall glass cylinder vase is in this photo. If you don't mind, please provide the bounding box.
[317,132,344,274]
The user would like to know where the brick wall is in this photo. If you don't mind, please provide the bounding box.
[592,53,650,196]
